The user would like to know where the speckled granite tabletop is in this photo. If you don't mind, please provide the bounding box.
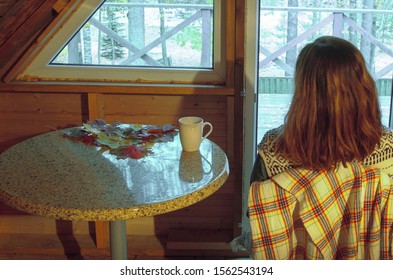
[0,128,229,221]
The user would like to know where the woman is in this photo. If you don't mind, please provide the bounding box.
[245,36,393,259]
[251,36,393,183]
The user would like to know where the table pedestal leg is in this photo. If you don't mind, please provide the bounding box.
[109,220,127,260]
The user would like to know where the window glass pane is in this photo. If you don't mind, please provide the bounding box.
[257,1,393,141]
[51,0,214,69]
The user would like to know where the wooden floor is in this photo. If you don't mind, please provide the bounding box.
[0,233,251,260]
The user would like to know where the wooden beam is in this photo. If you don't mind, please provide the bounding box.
[226,96,235,162]
[87,92,105,120]
[0,83,235,95]
[94,222,110,249]
[225,0,236,88]
[232,0,245,238]
[52,0,70,14]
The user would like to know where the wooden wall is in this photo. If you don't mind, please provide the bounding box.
[0,0,245,256]
[0,90,238,252]
[0,92,86,153]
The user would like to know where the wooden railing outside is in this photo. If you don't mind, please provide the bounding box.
[88,2,213,67]
[259,7,393,84]
[259,77,392,96]
[257,6,393,138]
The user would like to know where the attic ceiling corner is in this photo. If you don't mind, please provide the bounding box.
[0,0,82,85]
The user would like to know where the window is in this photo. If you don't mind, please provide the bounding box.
[256,2,393,140]
[52,1,213,69]
[243,0,393,235]
[15,0,225,85]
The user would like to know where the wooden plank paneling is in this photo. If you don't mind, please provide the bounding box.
[0,92,82,113]
[0,0,61,81]
[102,94,228,149]
[0,0,46,47]
[0,92,86,152]
[102,95,227,118]
[0,216,90,234]
[0,1,16,18]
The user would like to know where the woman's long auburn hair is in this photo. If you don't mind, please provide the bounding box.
[275,36,382,170]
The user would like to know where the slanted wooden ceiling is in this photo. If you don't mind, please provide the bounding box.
[0,0,16,17]
[0,0,71,82]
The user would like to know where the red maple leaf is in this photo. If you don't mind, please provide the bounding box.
[81,134,96,145]
[122,145,146,159]
[147,128,163,135]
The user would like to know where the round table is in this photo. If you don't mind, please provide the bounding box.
[0,127,229,259]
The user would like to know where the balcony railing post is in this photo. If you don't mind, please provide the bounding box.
[333,12,344,38]
[201,9,212,67]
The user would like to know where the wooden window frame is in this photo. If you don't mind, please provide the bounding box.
[6,0,233,90]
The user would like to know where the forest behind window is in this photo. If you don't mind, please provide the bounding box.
[51,0,214,69]
[257,0,393,140]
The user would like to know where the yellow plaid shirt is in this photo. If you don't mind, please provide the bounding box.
[248,162,393,260]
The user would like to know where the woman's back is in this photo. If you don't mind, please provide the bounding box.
[252,36,391,182]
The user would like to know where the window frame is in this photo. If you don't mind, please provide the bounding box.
[13,0,226,86]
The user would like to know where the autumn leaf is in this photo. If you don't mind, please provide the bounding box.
[64,120,178,160]
[81,134,96,145]
[122,145,147,159]
[147,128,163,135]
[162,124,176,132]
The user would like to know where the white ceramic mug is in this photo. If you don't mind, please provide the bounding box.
[179,116,213,152]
